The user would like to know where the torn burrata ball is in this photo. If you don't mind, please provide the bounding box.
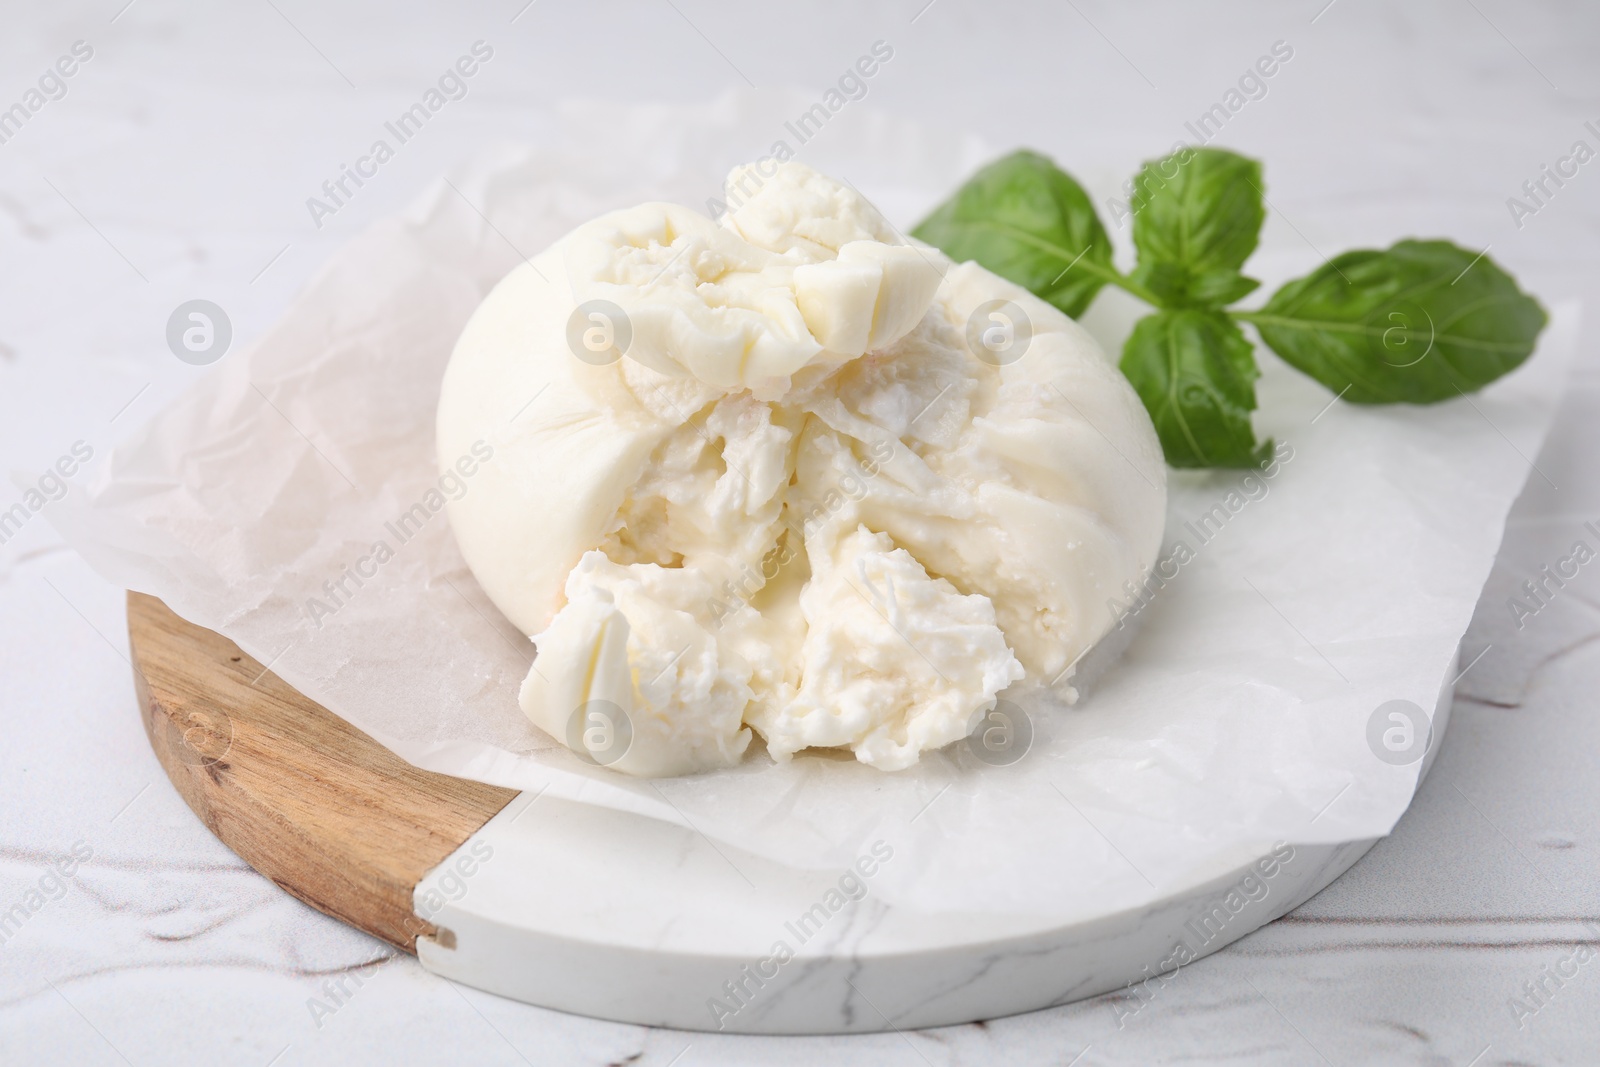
[436,160,1166,777]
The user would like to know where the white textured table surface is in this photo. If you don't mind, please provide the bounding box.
[3,1,1598,1064]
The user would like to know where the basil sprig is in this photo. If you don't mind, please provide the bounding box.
[913,148,1548,468]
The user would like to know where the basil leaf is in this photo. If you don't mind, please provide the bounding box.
[1248,240,1547,404]
[1129,147,1265,307]
[1119,309,1270,469]
[912,150,1116,318]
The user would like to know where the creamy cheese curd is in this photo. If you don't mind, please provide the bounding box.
[437,161,1166,777]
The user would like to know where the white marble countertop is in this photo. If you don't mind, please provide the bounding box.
[2,1,1598,1063]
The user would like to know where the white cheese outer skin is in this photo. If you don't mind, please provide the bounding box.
[438,162,1167,777]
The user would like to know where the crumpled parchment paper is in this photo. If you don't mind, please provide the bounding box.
[50,93,1576,917]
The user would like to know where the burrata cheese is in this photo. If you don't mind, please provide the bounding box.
[437,161,1166,776]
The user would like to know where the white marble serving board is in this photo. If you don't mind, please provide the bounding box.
[410,663,1452,1034]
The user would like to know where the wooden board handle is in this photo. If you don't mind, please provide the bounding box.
[128,591,517,952]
